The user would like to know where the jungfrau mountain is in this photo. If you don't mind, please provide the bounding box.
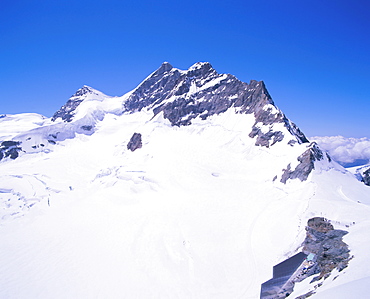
[1,62,370,298]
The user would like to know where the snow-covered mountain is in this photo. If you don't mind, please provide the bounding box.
[1,62,370,299]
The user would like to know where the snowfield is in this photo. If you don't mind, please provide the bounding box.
[1,108,370,299]
[0,113,48,140]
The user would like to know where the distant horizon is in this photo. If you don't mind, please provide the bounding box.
[1,0,369,138]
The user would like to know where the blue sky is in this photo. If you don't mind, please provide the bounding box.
[1,0,369,137]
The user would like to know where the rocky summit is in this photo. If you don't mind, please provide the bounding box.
[53,62,309,146]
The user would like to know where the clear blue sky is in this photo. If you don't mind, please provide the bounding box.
[1,0,369,138]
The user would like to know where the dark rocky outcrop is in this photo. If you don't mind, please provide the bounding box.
[361,168,370,186]
[124,62,309,147]
[249,127,284,147]
[127,133,142,152]
[302,217,351,280]
[283,118,309,144]
[280,143,325,183]
[0,141,22,161]
[80,125,93,131]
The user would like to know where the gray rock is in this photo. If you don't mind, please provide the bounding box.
[80,125,93,131]
[280,143,324,183]
[283,118,309,144]
[362,168,370,186]
[0,140,22,161]
[249,127,284,147]
[302,217,351,281]
[307,217,334,232]
[124,62,181,113]
[127,133,142,152]
[1,141,21,147]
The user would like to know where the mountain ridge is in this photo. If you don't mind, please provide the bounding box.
[2,62,325,184]
[52,62,309,146]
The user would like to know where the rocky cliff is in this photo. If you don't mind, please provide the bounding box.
[360,167,370,186]
[302,217,351,281]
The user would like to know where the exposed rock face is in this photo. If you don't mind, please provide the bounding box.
[280,143,325,183]
[52,86,100,122]
[361,167,370,186]
[124,62,308,147]
[352,165,370,187]
[307,217,334,232]
[80,125,93,131]
[249,126,284,147]
[0,141,22,161]
[284,118,309,145]
[302,217,351,280]
[127,133,142,152]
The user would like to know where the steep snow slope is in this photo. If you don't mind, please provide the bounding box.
[1,63,370,299]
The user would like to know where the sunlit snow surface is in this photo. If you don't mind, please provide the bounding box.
[0,113,48,139]
[1,109,370,298]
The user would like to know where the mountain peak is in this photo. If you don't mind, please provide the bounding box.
[51,85,103,122]
[122,63,309,147]
[187,62,215,77]
[154,61,173,75]
[71,85,101,98]
[189,61,213,70]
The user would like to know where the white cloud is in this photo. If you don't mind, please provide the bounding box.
[310,136,370,165]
